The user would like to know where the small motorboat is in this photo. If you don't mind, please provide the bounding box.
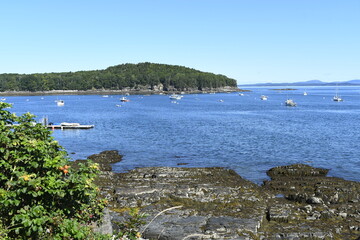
[169,94,183,100]
[285,99,297,107]
[56,100,65,106]
[260,95,268,100]
[120,97,130,102]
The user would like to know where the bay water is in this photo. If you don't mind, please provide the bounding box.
[5,86,360,184]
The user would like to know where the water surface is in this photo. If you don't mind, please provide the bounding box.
[6,86,360,184]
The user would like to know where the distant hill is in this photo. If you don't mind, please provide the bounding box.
[242,79,360,86]
[346,79,360,84]
[0,63,238,92]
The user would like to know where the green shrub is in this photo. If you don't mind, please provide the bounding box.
[0,102,107,239]
[0,219,10,239]
[115,208,146,239]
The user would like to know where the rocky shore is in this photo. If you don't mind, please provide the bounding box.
[80,151,360,239]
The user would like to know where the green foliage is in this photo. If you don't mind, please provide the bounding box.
[0,63,237,92]
[115,208,147,240]
[0,102,107,239]
[47,219,111,240]
[0,219,10,240]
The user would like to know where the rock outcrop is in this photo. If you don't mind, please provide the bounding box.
[262,164,360,239]
[85,151,360,239]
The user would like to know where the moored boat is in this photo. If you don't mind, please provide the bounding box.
[333,85,343,101]
[333,95,343,102]
[56,100,64,106]
[120,97,130,102]
[169,94,183,100]
[285,99,297,107]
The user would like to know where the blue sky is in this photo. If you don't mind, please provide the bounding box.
[0,0,359,84]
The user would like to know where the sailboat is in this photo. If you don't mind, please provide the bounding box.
[333,85,343,102]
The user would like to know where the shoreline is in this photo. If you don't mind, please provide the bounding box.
[0,87,250,97]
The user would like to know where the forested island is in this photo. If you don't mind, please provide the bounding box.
[0,62,238,93]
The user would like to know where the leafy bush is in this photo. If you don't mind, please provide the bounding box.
[115,208,146,240]
[0,219,10,239]
[0,102,107,239]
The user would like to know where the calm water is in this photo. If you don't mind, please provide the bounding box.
[5,86,360,184]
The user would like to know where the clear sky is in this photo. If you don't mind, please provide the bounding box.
[1,0,359,84]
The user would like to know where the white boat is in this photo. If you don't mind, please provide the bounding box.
[239,93,244,96]
[303,92,308,96]
[333,86,343,101]
[333,95,343,102]
[260,95,268,100]
[102,95,109,98]
[120,97,130,102]
[169,94,183,100]
[56,100,65,106]
[285,99,297,107]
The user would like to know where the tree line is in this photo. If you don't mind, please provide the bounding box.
[0,62,237,92]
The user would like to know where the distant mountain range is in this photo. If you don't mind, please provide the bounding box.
[241,79,360,86]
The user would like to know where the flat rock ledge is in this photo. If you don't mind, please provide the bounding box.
[79,151,360,239]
